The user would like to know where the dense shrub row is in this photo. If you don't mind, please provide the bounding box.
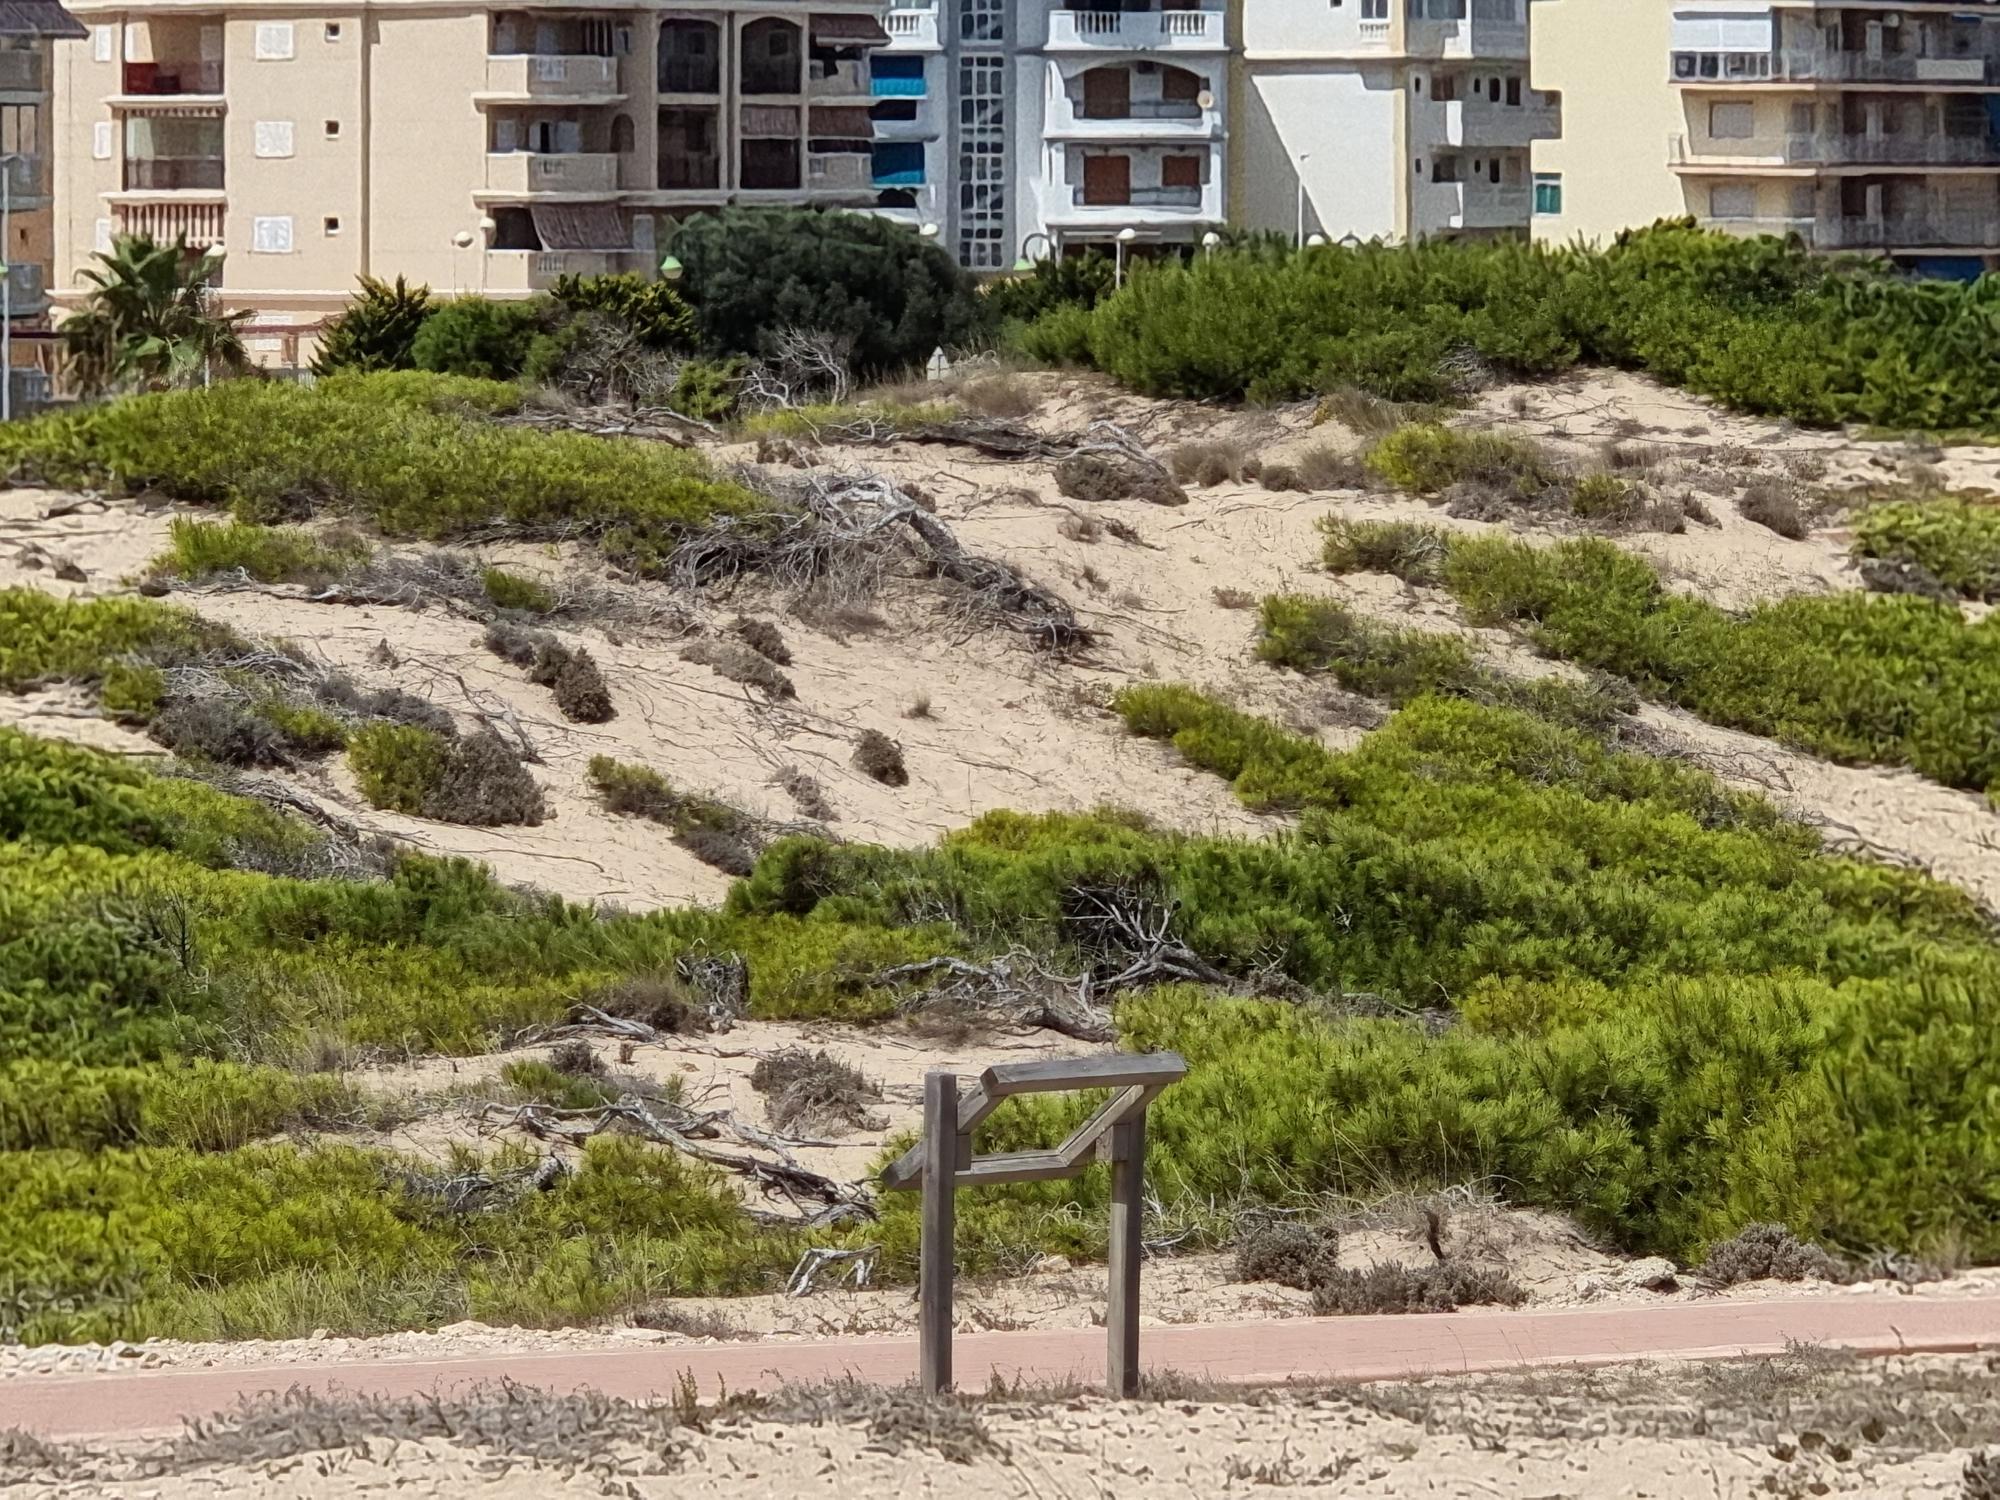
[1851,493,2000,600]
[0,373,759,576]
[1035,221,2000,429]
[1436,536,2000,797]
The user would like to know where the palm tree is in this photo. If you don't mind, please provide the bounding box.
[61,234,251,396]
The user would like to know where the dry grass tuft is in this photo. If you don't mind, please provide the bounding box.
[905,692,933,719]
[547,1040,605,1078]
[1058,512,1101,543]
[1738,478,1809,539]
[773,764,836,822]
[680,636,797,698]
[730,614,793,665]
[853,727,909,786]
[957,373,1040,420]
[750,1047,883,1135]
[755,1379,1006,1466]
[1212,586,1257,609]
[1293,444,1375,492]
[1310,1261,1526,1316]
[1167,439,1261,488]
[1234,1220,1340,1291]
[1700,1223,1848,1286]
[1317,386,1408,437]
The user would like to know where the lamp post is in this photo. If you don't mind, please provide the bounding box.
[1114,225,1137,288]
[1295,152,1311,250]
[1305,233,1327,248]
[1013,231,1052,273]
[1200,229,1220,258]
[658,253,683,281]
[450,229,476,296]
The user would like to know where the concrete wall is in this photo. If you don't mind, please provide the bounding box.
[1237,64,1400,240]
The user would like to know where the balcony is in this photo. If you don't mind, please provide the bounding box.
[809,57,871,97]
[114,200,225,247]
[2,262,45,316]
[807,151,873,191]
[1429,93,1560,148]
[483,152,620,195]
[0,49,42,94]
[1405,14,1529,60]
[1414,178,1532,232]
[872,72,927,97]
[1822,212,2000,249]
[1683,49,2000,85]
[883,5,940,50]
[487,248,632,293]
[481,53,621,101]
[1046,93,1221,139]
[1045,176,1221,226]
[117,60,224,99]
[1046,5,1226,52]
[1670,131,2000,168]
[124,156,225,192]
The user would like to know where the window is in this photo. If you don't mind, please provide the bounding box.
[1673,51,1771,81]
[873,140,925,184]
[1432,154,1459,182]
[324,22,341,40]
[324,215,341,234]
[1533,172,1561,215]
[1788,102,1814,134]
[1787,183,1814,217]
[91,24,110,62]
[252,214,294,252]
[1504,76,1521,105]
[325,119,341,138]
[91,120,112,160]
[1431,72,1455,102]
[1162,154,1202,188]
[254,22,295,59]
[1708,183,1756,220]
[1361,0,1388,16]
[1709,101,1754,140]
[253,120,295,158]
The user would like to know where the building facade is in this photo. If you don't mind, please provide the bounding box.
[1234,0,1557,244]
[0,0,85,395]
[1533,0,2000,274]
[52,0,890,334]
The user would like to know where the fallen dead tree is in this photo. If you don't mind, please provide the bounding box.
[673,470,1094,655]
[479,1093,875,1227]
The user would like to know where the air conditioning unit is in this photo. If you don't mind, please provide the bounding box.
[1673,53,1697,78]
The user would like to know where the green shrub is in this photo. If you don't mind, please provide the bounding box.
[1017,304,1097,367]
[348,723,450,815]
[480,567,554,614]
[409,297,551,380]
[1852,494,2000,601]
[669,358,743,421]
[982,254,1115,328]
[1318,518,1450,584]
[675,207,983,373]
[154,518,369,585]
[739,399,959,439]
[1568,471,1630,519]
[256,701,349,753]
[1365,423,1561,498]
[312,276,435,375]
[1442,535,2000,796]
[1257,595,1479,703]
[548,273,696,350]
[0,374,759,577]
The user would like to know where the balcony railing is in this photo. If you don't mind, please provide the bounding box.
[1671,130,2000,166]
[487,248,631,292]
[116,200,225,246]
[1046,5,1225,50]
[1823,212,2000,248]
[1434,96,1561,147]
[0,49,42,92]
[810,58,870,95]
[808,152,872,189]
[1695,49,2000,84]
[483,53,621,97]
[484,151,620,193]
[121,61,224,96]
[884,7,939,47]
[1405,15,1529,60]
[124,157,226,192]
[1069,182,1202,207]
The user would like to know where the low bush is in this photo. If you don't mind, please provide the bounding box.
[410,298,551,381]
[1318,518,1450,584]
[153,519,368,586]
[1016,304,1096,367]
[551,649,614,724]
[548,273,695,351]
[481,567,555,615]
[679,637,796,698]
[1233,1221,1340,1291]
[853,728,909,787]
[1700,1222,1848,1285]
[1257,595,1479,704]
[587,755,756,875]
[730,615,792,665]
[349,724,544,826]
[1366,424,1561,500]
[748,1048,881,1135]
[1309,1261,1525,1316]
[1167,439,1259,487]
[312,276,435,375]
[982,254,1115,329]
[1290,444,1375,492]
[0,374,759,579]
[1440,534,2000,796]
[1852,494,2000,600]
[1738,478,1809,539]
[148,697,294,768]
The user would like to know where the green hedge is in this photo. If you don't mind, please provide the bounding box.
[1852,494,2000,600]
[1040,221,2000,429]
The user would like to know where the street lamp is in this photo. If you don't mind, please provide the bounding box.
[1295,152,1312,250]
[1305,233,1327,248]
[450,229,476,296]
[1114,225,1137,288]
[1014,231,1052,272]
[1200,230,1221,258]
[918,221,939,239]
[658,254,683,281]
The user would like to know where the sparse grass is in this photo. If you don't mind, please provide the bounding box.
[739,400,959,440]
[1318,518,1450,585]
[956,373,1039,420]
[1212,586,1256,609]
[906,692,933,719]
[1293,444,1375,492]
[481,567,555,614]
[151,518,369,586]
[1317,386,1430,436]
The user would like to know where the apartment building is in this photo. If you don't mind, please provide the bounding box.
[1534,0,2000,274]
[51,0,890,333]
[0,0,85,390]
[1235,0,1558,242]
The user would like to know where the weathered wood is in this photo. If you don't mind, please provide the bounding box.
[979,1051,1187,1100]
[881,1082,1002,1190]
[1105,1113,1146,1399]
[919,1071,957,1395]
[952,1149,1079,1186]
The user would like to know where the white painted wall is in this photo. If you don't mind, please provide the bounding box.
[1237,65,1400,240]
[1241,0,1391,58]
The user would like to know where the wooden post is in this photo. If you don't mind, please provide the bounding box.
[919,1070,958,1395]
[1105,1112,1145,1398]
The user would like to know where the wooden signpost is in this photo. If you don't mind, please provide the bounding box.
[881,1051,1188,1397]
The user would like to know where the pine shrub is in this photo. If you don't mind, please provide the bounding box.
[1852,494,2000,601]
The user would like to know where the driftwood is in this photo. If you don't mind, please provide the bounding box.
[502,403,719,448]
[480,1093,876,1225]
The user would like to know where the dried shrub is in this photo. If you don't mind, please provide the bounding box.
[548,1040,606,1078]
[773,765,835,822]
[680,637,796,698]
[315,675,454,734]
[853,728,908,786]
[148,698,293,769]
[1293,444,1375,492]
[1167,439,1257,488]
[1058,512,1101,542]
[1054,450,1188,508]
[482,619,546,669]
[1258,464,1304,492]
[956,373,1039,420]
[730,615,792,665]
[1601,439,1665,471]
[760,1380,1004,1465]
[551,648,614,724]
[750,1047,882,1135]
[1859,555,1954,603]
[1318,518,1449,584]
[1212,586,1256,609]
[1309,1261,1526,1316]
[905,693,932,719]
[1966,1451,2000,1500]
[1316,385,1408,436]
[676,823,757,878]
[587,755,757,874]
[585,974,709,1035]
[427,730,547,827]
[1700,1223,1849,1286]
[1739,478,1808,539]
[1234,1221,1340,1291]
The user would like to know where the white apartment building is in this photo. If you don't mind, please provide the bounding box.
[0,0,85,393]
[1534,0,2000,274]
[52,0,891,334]
[1235,0,1558,243]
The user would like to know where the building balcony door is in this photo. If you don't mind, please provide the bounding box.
[1080,66,1130,120]
[1082,152,1130,205]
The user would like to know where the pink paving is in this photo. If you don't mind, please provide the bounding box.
[8,1293,2000,1439]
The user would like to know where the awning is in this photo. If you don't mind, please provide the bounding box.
[810,12,891,44]
[742,104,800,136]
[809,105,876,136]
[1669,9,1774,51]
[531,203,629,251]
[0,0,84,38]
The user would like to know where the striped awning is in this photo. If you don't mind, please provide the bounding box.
[531,203,629,251]
[742,104,800,137]
[808,105,876,137]
[810,13,891,44]
[0,1,84,38]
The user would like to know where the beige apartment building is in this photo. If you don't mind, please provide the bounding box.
[51,0,889,342]
[1533,0,2000,274]
[0,1,85,394]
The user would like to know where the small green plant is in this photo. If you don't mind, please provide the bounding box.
[348,722,450,816]
[1257,595,1479,703]
[1567,472,1630,519]
[1365,423,1561,499]
[548,273,696,350]
[1852,493,2000,600]
[153,518,368,585]
[1318,518,1449,584]
[312,276,435,375]
[669,358,744,421]
[481,567,555,614]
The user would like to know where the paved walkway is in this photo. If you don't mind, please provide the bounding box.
[9,1294,2000,1440]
